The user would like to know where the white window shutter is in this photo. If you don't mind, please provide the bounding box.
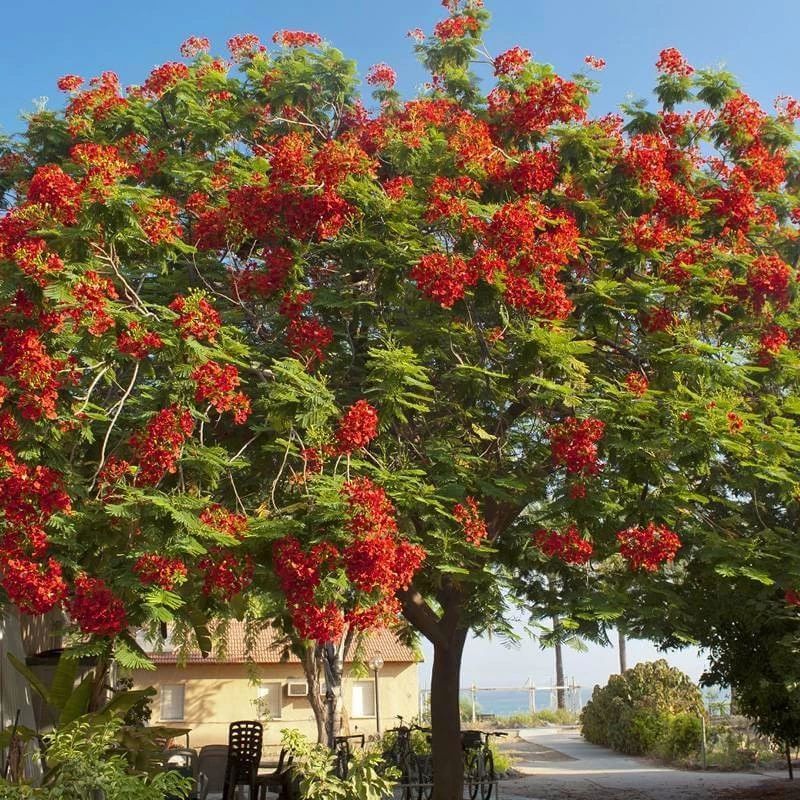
[160,684,185,720]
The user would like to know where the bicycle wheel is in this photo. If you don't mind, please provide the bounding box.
[403,752,421,800]
[464,751,481,800]
[335,746,349,780]
[480,749,495,800]
[417,754,433,800]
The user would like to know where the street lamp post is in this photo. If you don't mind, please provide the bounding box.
[368,652,384,735]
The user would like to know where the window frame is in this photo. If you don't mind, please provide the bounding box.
[256,681,284,721]
[350,679,376,719]
[160,683,186,722]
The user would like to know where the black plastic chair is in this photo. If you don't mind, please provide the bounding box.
[223,721,263,799]
[255,748,294,799]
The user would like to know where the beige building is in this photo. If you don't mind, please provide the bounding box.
[131,623,421,748]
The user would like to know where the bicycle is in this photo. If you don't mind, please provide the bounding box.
[332,733,365,779]
[381,716,433,800]
[461,730,507,800]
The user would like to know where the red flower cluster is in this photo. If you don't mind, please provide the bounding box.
[283,317,332,367]
[656,48,694,76]
[0,328,65,420]
[335,400,379,454]
[116,322,164,359]
[200,504,248,540]
[68,574,127,636]
[747,255,793,312]
[27,164,82,224]
[68,270,118,335]
[625,372,649,397]
[727,411,744,433]
[534,525,593,565]
[434,15,480,41]
[273,536,345,641]
[227,34,263,59]
[229,247,294,300]
[366,63,397,89]
[493,47,531,77]
[169,292,222,342]
[191,361,251,424]
[137,197,183,244]
[758,324,789,364]
[488,76,587,135]
[143,62,189,97]
[272,30,322,48]
[70,142,134,198]
[547,416,605,476]
[617,522,681,572]
[584,55,606,70]
[453,497,488,546]
[199,549,254,600]
[57,74,83,92]
[129,405,194,485]
[180,36,211,58]
[133,554,187,591]
[785,589,800,607]
[411,253,476,308]
[507,148,559,195]
[1,556,67,616]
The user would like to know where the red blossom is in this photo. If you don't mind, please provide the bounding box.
[727,412,744,433]
[180,36,211,58]
[69,574,127,636]
[169,292,222,342]
[747,255,793,312]
[143,62,189,97]
[133,554,187,591]
[27,164,82,224]
[286,317,334,367]
[0,556,67,616]
[191,361,251,424]
[433,15,480,41]
[129,405,194,486]
[548,416,605,476]
[227,34,264,59]
[453,497,488,546]
[411,253,477,308]
[336,400,379,453]
[493,47,531,77]
[625,372,649,397]
[366,63,397,89]
[116,322,164,359]
[57,74,84,92]
[656,48,694,76]
[534,525,593,565]
[584,55,606,70]
[199,549,254,600]
[617,522,681,572]
[272,30,322,48]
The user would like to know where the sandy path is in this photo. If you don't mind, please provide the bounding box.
[497,727,797,800]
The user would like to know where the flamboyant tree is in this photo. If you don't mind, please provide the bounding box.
[3,1,800,798]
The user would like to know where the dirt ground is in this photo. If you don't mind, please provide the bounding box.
[497,729,799,800]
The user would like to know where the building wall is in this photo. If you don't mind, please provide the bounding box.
[131,661,420,749]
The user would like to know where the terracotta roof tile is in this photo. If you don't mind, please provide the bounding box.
[144,622,420,665]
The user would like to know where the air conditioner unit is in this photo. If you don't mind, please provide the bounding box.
[286,681,309,697]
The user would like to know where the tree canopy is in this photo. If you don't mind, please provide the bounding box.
[2,1,800,797]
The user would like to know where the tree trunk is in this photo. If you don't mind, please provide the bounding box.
[553,616,565,711]
[618,628,628,674]
[300,645,327,745]
[430,628,468,800]
[787,741,794,780]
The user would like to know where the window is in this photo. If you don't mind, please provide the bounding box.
[160,684,185,721]
[351,681,375,718]
[256,682,283,720]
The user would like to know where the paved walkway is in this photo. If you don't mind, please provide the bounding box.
[498,727,797,800]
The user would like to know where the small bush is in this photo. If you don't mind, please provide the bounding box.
[580,660,705,760]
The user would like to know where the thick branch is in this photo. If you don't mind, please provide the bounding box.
[397,585,448,649]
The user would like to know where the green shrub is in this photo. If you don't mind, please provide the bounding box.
[580,660,705,759]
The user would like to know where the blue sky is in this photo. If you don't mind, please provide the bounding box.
[1,0,793,686]
[1,0,798,134]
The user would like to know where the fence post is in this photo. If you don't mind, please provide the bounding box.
[700,715,707,770]
[471,684,477,724]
